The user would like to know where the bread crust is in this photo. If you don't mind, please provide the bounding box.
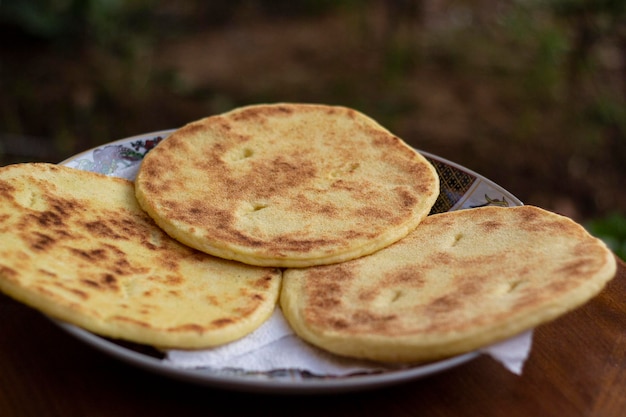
[281,206,617,362]
[0,163,281,349]
[135,103,439,267]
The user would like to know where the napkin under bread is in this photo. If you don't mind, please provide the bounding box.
[165,308,532,376]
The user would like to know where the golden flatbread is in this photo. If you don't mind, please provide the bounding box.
[280,205,616,363]
[135,103,439,267]
[0,163,281,349]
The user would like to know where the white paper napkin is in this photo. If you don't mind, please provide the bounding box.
[164,308,533,376]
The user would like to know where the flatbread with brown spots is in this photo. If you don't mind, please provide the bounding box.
[134,103,439,267]
[0,163,281,349]
[280,205,616,363]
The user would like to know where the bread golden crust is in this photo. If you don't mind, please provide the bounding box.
[135,103,439,267]
[0,163,281,349]
[280,206,617,363]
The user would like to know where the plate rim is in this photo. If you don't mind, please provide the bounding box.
[56,320,479,394]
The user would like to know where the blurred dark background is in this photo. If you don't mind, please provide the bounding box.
[1,0,625,257]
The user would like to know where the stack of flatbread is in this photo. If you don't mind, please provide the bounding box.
[0,103,617,364]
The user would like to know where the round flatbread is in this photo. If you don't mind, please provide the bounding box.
[0,163,281,349]
[280,205,617,363]
[134,103,439,267]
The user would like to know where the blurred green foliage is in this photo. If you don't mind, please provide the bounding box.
[2,0,624,138]
[0,0,155,45]
[587,213,626,260]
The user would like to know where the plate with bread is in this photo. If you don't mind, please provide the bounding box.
[0,104,615,393]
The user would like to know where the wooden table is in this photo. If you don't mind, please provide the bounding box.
[1,256,624,416]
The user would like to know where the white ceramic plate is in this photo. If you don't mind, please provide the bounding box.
[55,129,522,394]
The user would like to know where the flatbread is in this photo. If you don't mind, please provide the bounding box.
[134,103,439,267]
[0,163,281,349]
[280,205,617,363]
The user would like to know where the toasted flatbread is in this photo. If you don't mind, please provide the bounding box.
[134,103,439,267]
[280,205,617,363]
[0,163,281,349]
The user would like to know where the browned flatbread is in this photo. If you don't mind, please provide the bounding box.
[0,163,281,349]
[134,103,440,267]
[280,205,617,363]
